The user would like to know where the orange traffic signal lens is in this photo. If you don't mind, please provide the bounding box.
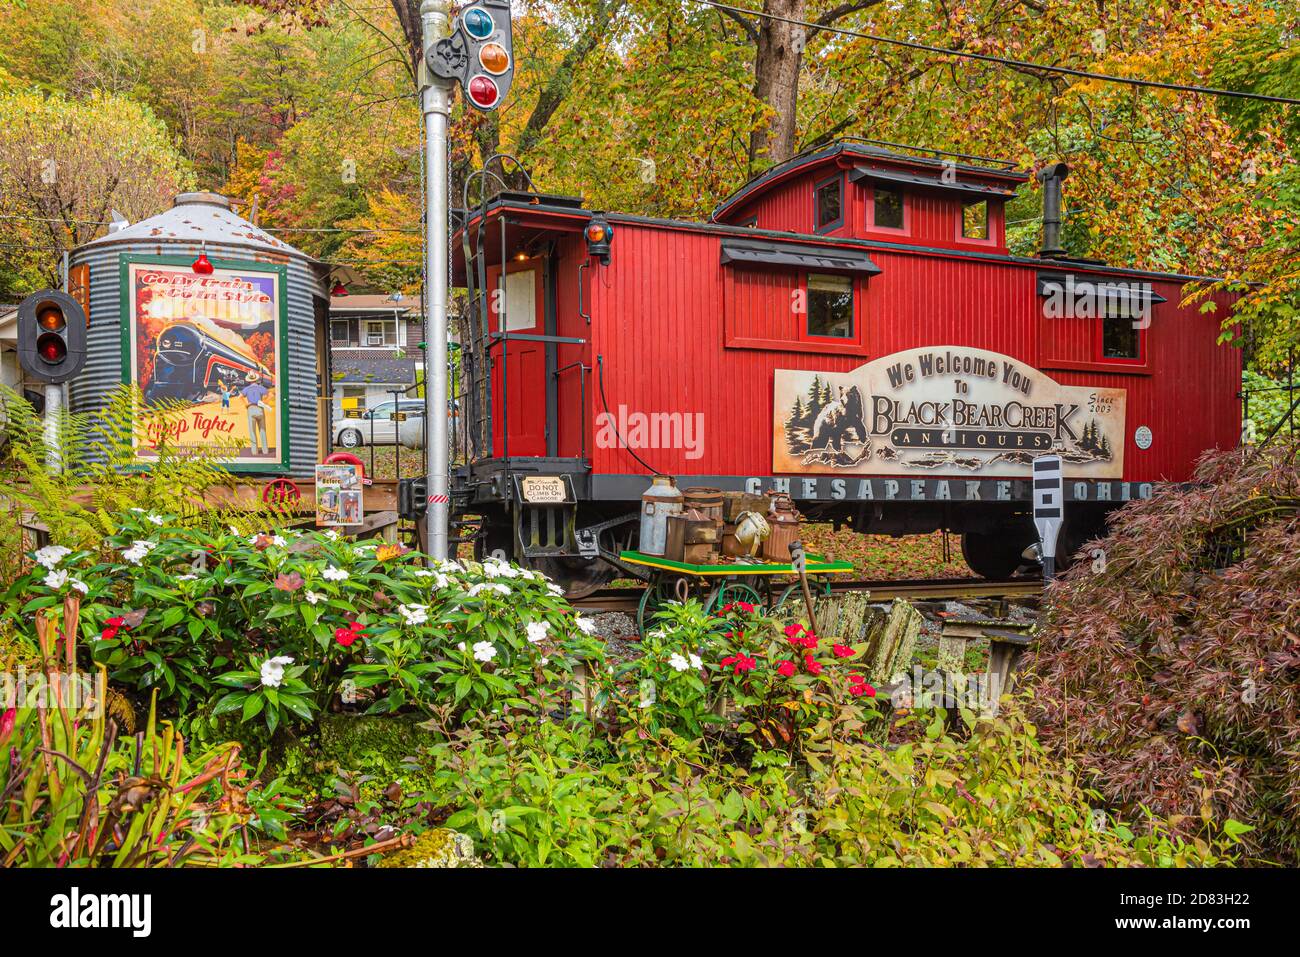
[37,305,65,332]
[36,332,66,364]
[585,223,608,243]
[479,42,509,75]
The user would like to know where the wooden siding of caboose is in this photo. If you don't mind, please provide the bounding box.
[583,219,1240,485]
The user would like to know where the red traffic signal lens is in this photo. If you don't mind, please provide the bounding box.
[36,332,66,364]
[468,75,500,108]
[37,304,66,331]
[479,42,509,75]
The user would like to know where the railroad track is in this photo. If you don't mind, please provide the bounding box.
[573,576,1041,613]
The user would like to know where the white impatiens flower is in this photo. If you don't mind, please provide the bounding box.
[472,641,497,663]
[574,616,598,636]
[439,560,464,574]
[121,541,155,565]
[688,653,703,670]
[324,529,340,541]
[305,590,325,605]
[467,582,510,598]
[413,568,435,577]
[667,652,690,673]
[43,569,68,590]
[69,578,88,595]
[177,573,199,582]
[526,620,550,644]
[322,566,349,581]
[483,559,518,579]
[260,655,294,688]
[144,513,165,526]
[33,545,71,570]
[546,583,564,598]
[457,642,467,652]
[399,603,429,627]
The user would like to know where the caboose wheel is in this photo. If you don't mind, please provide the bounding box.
[533,556,614,600]
[961,527,1033,579]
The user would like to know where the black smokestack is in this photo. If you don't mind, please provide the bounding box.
[1036,162,1070,258]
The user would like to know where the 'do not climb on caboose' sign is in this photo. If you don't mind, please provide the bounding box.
[773,346,1126,479]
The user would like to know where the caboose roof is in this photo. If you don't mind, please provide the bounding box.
[451,193,1223,287]
[710,139,1031,223]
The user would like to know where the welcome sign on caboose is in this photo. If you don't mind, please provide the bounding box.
[773,345,1126,478]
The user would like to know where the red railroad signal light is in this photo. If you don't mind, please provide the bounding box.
[585,216,613,265]
[16,289,87,384]
[427,1,514,114]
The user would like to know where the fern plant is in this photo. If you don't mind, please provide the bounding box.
[0,384,297,569]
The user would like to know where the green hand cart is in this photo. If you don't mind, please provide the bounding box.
[617,549,854,638]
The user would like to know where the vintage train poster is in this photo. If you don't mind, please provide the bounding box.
[774,346,1127,479]
[122,257,287,470]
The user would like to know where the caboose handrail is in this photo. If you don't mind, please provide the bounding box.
[488,332,586,345]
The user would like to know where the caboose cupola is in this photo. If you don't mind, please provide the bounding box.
[711,138,1029,253]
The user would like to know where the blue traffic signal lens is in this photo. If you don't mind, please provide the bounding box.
[463,8,494,39]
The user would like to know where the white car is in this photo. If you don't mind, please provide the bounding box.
[333,400,425,448]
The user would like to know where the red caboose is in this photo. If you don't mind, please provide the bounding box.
[450,139,1241,591]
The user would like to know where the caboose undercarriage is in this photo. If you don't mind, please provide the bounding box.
[451,456,1139,594]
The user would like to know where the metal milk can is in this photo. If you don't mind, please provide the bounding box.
[639,475,683,556]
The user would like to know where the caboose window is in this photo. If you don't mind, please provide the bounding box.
[815,175,843,231]
[961,199,989,239]
[873,187,904,229]
[806,273,853,338]
[1102,314,1141,360]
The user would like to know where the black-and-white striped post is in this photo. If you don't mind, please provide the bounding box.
[1032,454,1064,581]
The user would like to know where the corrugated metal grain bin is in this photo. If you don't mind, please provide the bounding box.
[67,192,329,476]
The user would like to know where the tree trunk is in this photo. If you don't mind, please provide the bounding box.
[749,0,807,170]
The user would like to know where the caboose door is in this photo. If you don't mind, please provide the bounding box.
[487,261,546,458]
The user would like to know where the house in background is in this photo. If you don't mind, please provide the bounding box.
[328,293,424,419]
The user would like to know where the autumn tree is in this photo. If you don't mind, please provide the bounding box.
[0,89,192,297]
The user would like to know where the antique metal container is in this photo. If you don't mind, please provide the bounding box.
[762,492,801,562]
[639,474,683,556]
[665,508,721,564]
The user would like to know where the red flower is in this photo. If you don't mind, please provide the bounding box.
[0,707,15,745]
[334,625,363,647]
[776,660,796,677]
[736,601,755,614]
[832,643,855,658]
[804,653,823,676]
[848,675,876,697]
[783,623,803,638]
[720,653,757,675]
[100,616,127,642]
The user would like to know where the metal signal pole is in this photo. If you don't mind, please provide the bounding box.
[421,0,453,559]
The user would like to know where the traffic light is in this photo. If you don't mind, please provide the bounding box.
[427,1,514,112]
[584,215,614,265]
[16,289,86,384]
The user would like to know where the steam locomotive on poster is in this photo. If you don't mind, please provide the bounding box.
[144,320,274,404]
[430,139,1241,595]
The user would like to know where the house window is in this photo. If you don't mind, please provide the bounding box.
[814,175,843,231]
[873,187,904,229]
[961,199,989,239]
[330,319,354,344]
[494,268,537,332]
[1102,314,1141,360]
[806,273,853,338]
[363,318,398,346]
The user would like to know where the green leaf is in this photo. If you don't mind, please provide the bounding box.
[242,694,265,721]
